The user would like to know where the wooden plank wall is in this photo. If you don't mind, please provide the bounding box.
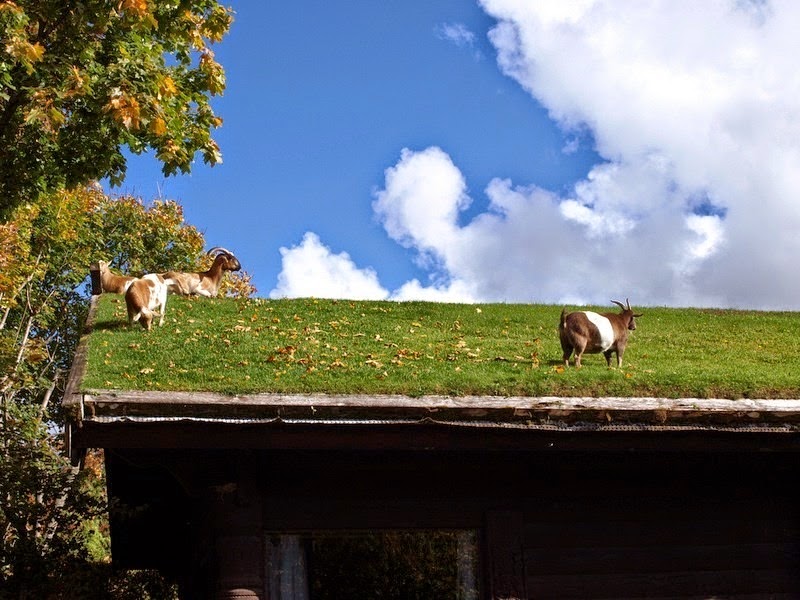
[105,447,800,599]
[518,452,800,599]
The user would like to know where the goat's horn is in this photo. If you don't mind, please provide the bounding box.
[626,298,631,310]
[207,246,235,257]
[611,300,625,310]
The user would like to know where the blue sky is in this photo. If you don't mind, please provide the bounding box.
[114,1,800,310]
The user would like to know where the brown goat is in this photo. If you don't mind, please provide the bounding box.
[125,274,170,331]
[559,299,643,368]
[161,247,241,298]
[98,260,135,294]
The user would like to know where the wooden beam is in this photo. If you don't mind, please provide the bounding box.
[69,420,800,453]
[486,511,527,600]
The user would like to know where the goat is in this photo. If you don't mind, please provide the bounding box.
[559,299,643,368]
[97,260,135,294]
[161,247,241,298]
[125,273,171,331]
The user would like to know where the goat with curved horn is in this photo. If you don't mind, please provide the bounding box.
[559,299,643,368]
[161,247,241,297]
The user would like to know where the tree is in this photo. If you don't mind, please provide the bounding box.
[0,185,252,597]
[0,0,232,218]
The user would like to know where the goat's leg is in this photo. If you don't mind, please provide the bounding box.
[615,342,626,367]
[561,347,573,367]
[572,340,587,368]
[158,296,167,327]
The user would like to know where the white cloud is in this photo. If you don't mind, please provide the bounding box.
[471,0,800,308]
[372,146,468,261]
[435,22,476,48]
[270,232,388,300]
[273,1,800,309]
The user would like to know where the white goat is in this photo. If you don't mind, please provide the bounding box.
[97,260,135,294]
[161,247,241,298]
[125,274,171,331]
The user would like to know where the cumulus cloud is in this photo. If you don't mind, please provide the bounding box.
[272,1,800,309]
[474,0,800,308]
[270,232,388,300]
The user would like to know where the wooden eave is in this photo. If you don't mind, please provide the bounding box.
[64,388,800,462]
[68,388,800,429]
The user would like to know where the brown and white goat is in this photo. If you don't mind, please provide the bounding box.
[559,299,643,368]
[161,247,241,298]
[98,260,135,294]
[125,274,171,331]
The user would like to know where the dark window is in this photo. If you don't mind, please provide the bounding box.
[265,530,479,600]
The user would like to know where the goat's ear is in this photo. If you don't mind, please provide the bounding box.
[633,313,644,317]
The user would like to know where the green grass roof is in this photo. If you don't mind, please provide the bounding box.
[79,294,800,399]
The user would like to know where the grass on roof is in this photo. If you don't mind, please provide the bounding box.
[80,294,800,399]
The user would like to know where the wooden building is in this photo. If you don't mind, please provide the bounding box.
[64,297,800,599]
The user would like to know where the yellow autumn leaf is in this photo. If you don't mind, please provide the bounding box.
[149,116,166,136]
[158,76,178,98]
[120,0,149,18]
[5,40,44,72]
[105,89,141,130]
[24,41,44,63]
[65,66,87,97]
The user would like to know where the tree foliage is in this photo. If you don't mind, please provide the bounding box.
[0,2,243,593]
[0,185,251,597]
[0,0,233,218]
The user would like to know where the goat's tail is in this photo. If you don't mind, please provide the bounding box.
[559,308,568,330]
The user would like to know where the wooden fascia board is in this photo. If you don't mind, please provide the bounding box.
[74,389,800,428]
